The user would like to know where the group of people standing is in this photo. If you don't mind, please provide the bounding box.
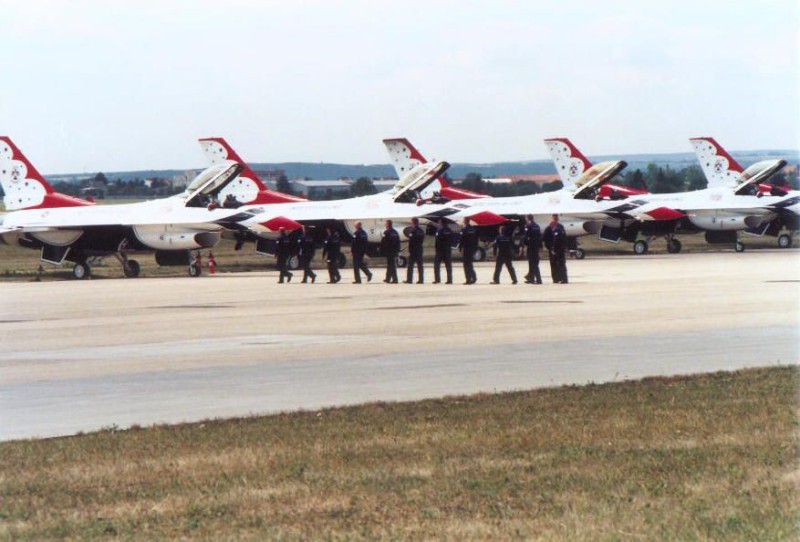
[273,213,569,285]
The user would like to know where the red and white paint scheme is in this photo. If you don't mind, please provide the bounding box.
[382,138,487,201]
[0,136,94,211]
[620,137,798,252]
[689,137,744,188]
[198,137,307,205]
[544,137,645,200]
[198,137,503,263]
[545,138,594,189]
[0,137,252,278]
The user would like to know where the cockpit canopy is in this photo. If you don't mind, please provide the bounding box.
[734,159,787,195]
[571,160,628,199]
[391,161,450,203]
[182,160,243,207]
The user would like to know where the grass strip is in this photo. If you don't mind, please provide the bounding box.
[1,366,798,540]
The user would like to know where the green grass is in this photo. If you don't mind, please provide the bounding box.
[1,366,797,540]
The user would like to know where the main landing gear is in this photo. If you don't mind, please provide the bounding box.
[777,233,793,249]
[72,260,91,279]
[113,247,141,279]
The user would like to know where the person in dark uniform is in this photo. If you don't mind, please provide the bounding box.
[380,219,401,283]
[433,218,453,284]
[322,227,341,283]
[351,221,372,283]
[491,225,518,284]
[522,214,542,284]
[458,217,478,284]
[275,227,293,283]
[405,217,425,284]
[297,225,317,283]
[543,213,568,284]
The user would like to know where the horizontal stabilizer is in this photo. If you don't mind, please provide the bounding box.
[259,216,303,232]
[466,210,507,226]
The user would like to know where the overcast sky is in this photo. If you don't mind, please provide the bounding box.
[1,0,798,173]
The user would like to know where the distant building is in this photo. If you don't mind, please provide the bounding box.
[253,168,286,182]
[291,179,351,198]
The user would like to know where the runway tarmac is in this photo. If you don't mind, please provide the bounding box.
[2,251,798,440]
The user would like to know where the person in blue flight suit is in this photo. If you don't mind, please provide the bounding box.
[433,218,454,284]
[351,221,373,284]
[275,226,294,283]
[458,217,479,285]
[491,224,518,284]
[543,213,569,284]
[322,226,341,283]
[380,219,401,283]
[297,225,317,284]
[522,214,542,284]
[405,217,425,284]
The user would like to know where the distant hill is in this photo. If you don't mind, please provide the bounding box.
[40,149,800,183]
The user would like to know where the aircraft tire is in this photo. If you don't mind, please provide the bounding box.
[573,248,586,260]
[633,240,648,255]
[473,247,487,262]
[288,255,301,271]
[73,262,90,280]
[396,255,408,268]
[188,263,201,277]
[666,239,682,254]
[778,234,792,249]
[123,259,141,278]
[336,253,347,268]
[735,241,745,253]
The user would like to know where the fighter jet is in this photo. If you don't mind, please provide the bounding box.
[624,137,798,253]
[0,136,252,278]
[197,137,504,267]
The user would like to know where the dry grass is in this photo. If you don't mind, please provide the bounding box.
[1,366,797,540]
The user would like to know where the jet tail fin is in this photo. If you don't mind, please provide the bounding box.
[544,138,593,190]
[383,137,486,200]
[689,137,744,188]
[198,137,306,205]
[0,136,92,211]
[383,138,428,178]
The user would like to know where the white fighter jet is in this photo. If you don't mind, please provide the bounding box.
[625,137,798,253]
[0,136,253,278]
[405,137,654,259]
[197,137,506,267]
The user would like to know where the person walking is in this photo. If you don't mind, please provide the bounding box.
[297,225,317,283]
[433,218,454,284]
[543,213,569,283]
[322,227,342,283]
[380,219,401,283]
[351,221,373,283]
[275,227,293,283]
[522,214,542,284]
[491,225,518,284]
[458,217,479,284]
[405,217,425,284]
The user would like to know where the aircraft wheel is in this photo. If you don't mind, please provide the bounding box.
[336,253,347,268]
[73,262,90,280]
[188,263,201,277]
[633,240,648,255]
[123,259,141,278]
[473,247,487,262]
[288,255,301,271]
[735,241,745,253]
[666,239,682,254]
[778,234,792,249]
[573,248,586,260]
[396,255,408,268]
